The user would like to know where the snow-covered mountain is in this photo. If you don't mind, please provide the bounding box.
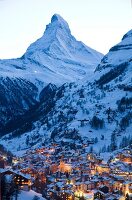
[96,29,132,76]
[0,29,131,155]
[23,14,103,82]
[0,14,103,84]
[97,29,132,70]
[0,14,103,133]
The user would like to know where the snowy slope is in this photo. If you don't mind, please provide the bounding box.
[1,29,131,155]
[0,14,103,135]
[104,29,132,65]
[13,190,46,200]
[96,29,132,73]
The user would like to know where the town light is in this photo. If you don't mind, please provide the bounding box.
[3,156,7,160]
[75,190,84,197]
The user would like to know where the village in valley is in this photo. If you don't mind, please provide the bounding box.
[0,142,132,200]
[0,0,132,199]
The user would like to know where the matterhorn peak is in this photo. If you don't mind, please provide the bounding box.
[51,14,68,26]
[23,13,103,79]
[45,13,71,34]
[25,14,72,54]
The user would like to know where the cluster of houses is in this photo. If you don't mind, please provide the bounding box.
[0,143,132,200]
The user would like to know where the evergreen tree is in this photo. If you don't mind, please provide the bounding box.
[89,146,93,153]
[94,137,98,143]
[107,145,111,152]
[91,116,104,129]
[106,107,111,123]
[110,133,117,151]
[125,193,129,200]
[119,136,132,149]
[101,145,106,153]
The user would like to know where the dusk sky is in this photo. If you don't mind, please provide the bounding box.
[0,0,131,58]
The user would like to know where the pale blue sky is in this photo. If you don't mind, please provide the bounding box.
[0,0,131,58]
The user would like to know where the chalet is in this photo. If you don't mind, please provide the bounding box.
[74,181,84,191]
[94,190,105,199]
[83,180,96,191]
[14,172,31,191]
[117,149,132,164]
[0,169,31,191]
[96,164,110,175]
[87,153,97,162]
[78,119,89,127]
[122,181,132,196]
[59,191,74,200]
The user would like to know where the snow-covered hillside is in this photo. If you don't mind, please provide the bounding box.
[13,190,46,200]
[96,29,132,73]
[0,14,103,134]
[1,29,131,155]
